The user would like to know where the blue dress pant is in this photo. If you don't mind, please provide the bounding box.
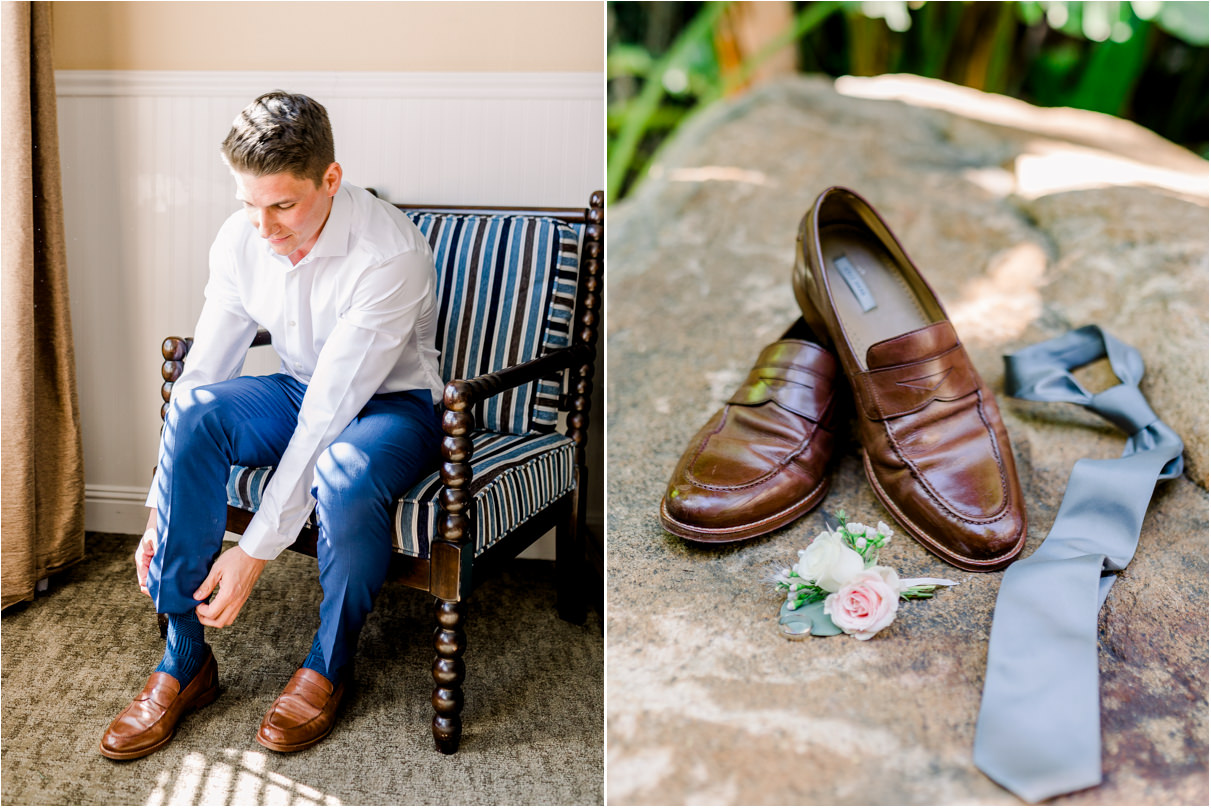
[148,373,440,675]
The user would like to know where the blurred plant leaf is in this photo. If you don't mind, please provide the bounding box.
[607,1,730,201]
[720,0,845,96]
[1018,1,1045,26]
[1040,0,1087,38]
[1152,0,1209,45]
[917,1,964,78]
[984,2,1020,91]
[632,0,845,195]
[607,43,655,78]
[1069,14,1150,114]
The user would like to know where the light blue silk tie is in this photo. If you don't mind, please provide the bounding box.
[972,326,1184,803]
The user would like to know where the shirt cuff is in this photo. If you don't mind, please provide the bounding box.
[237,514,295,561]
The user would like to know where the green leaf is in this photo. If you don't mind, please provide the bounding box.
[779,599,843,638]
[1068,18,1150,114]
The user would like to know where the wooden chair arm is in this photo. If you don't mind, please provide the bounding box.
[440,345,590,412]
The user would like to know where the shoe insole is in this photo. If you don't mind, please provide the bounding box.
[818,223,932,370]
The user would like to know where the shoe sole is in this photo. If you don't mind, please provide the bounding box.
[255,679,349,754]
[658,475,830,544]
[98,683,220,761]
[255,723,334,754]
[861,449,1024,572]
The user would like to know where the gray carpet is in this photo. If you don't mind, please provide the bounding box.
[1,533,603,806]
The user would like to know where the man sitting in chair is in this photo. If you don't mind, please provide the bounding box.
[101,91,444,759]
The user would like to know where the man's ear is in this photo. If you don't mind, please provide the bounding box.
[323,162,342,197]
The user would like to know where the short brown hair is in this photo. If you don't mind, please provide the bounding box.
[220,91,335,185]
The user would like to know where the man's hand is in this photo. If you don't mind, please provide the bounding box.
[135,528,156,598]
[194,546,267,628]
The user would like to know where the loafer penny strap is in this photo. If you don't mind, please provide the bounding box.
[727,340,837,422]
[283,667,334,701]
[138,673,182,710]
[854,344,980,421]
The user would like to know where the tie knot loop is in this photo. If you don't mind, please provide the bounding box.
[1005,325,1183,466]
[1087,383,1158,437]
[1005,326,1143,396]
[1004,325,1156,434]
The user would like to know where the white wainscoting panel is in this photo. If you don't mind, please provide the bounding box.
[58,70,604,546]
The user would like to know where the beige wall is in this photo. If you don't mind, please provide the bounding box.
[52,1,603,72]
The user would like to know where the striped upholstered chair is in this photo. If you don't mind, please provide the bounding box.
[158,191,603,754]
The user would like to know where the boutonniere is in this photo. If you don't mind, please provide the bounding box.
[771,511,957,640]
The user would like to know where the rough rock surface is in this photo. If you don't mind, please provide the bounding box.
[606,75,1207,805]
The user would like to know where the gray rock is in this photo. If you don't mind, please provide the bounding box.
[606,75,1208,805]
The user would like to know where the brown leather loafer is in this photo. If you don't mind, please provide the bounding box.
[660,320,843,543]
[256,667,345,753]
[793,187,1026,571]
[99,648,219,760]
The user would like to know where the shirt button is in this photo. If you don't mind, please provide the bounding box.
[288,320,296,327]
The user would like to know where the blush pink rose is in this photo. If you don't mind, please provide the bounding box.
[823,567,901,640]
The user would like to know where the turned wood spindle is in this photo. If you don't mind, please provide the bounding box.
[431,598,467,754]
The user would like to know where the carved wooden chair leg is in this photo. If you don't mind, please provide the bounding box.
[556,494,587,625]
[432,597,467,754]
[555,190,601,625]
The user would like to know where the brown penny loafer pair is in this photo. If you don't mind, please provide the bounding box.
[100,653,343,759]
[256,667,345,753]
[99,648,220,760]
[662,187,1026,572]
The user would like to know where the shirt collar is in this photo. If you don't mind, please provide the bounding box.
[261,183,352,264]
[309,184,352,259]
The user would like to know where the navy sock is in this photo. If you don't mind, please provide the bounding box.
[154,611,208,686]
[302,633,343,686]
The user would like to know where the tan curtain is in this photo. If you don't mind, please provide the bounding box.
[1,1,84,610]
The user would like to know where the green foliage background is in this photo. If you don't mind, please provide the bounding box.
[608,1,1210,201]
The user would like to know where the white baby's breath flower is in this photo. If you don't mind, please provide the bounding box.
[845,522,867,537]
[876,521,892,539]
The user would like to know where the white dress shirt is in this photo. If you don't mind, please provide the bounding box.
[148,182,444,561]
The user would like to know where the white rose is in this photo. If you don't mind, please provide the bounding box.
[868,564,901,592]
[794,531,865,592]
